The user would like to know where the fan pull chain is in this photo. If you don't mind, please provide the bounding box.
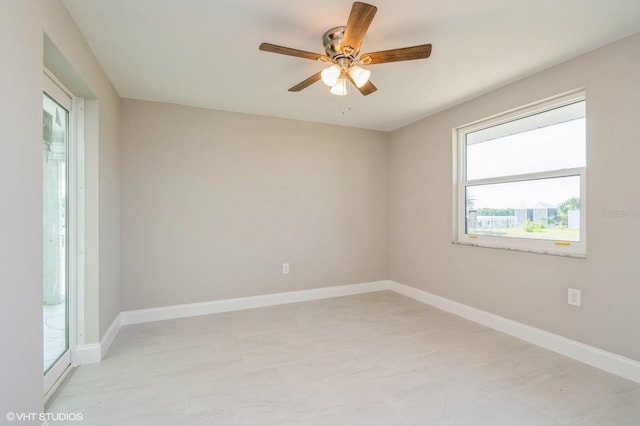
[341,81,353,115]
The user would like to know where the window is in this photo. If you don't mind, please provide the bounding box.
[454,91,586,257]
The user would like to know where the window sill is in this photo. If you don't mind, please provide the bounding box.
[452,240,586,259]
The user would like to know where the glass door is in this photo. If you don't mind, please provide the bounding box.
[43,75,71,393]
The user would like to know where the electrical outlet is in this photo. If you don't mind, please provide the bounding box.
[282,263,289,274]
[568,288,581,307]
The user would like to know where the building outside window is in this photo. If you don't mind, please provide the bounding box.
[454,91,586,257]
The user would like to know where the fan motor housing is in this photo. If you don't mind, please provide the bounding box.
[323,26,357,61]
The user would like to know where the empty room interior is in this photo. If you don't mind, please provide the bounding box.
[2,0,640,424]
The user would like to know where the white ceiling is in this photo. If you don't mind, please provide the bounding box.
[62,0,640,131]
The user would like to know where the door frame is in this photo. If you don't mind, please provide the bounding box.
[43,69,85,399]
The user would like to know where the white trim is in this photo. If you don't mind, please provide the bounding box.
[74,282,389,364]
[100,313,122,359]
[453,90,587,257]
[120,281,390,325]
[72,344,101,365]
[451,240,587,259]
[43,67,74,103]
[456,89,586,134]
[43,351,70,395]
[43,69,71,109]
[44,68,86,353]
[465,167,583,187]
[72,97,86,348]
[42,71,75,395]
[87,279,640,385]
[72,314,121,365]
[389,281,640,384]
[44,362,72,404]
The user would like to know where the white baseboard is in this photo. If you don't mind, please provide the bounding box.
[72,344,100,365]
[72,313,122,365]
[100,313,122,359]
[389,280,640,384]
[89,278,640,384]
[120,280,390,326]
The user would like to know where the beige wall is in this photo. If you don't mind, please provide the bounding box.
[120,100,388,310]
[2,0,637,416]
[0,1,44,416]
[0,0,120,416]
[389,33,640,362]
[40,0,121,349]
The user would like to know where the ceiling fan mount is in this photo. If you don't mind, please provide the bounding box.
[322,26,358,61]
[259,2,432,96]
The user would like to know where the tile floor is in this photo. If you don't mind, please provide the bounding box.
[46,291,640,425]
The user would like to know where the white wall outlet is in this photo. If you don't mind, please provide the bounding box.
[282,263,289,274]
[568,288,581,307]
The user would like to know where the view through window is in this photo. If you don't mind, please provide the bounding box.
[456,92,586,255]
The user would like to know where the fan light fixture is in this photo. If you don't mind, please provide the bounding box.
[348,66,370,88]
[321,64,371,95]
[259,2,433,98]
[329,77,348,96]
[321,64,341,87]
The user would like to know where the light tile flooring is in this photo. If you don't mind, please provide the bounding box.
[46,291,640,425]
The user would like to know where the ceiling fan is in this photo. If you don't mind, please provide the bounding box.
[259,2,432,96]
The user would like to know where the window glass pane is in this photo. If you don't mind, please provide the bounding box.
[43,92,69,373]
[466,176,580,241]
[466,101,585,180]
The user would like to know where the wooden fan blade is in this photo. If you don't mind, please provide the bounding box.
[288,72,322,92]
[361,44,432,64]
[356,80,377,96]
[347,74,377,96]
[259,43,326,61]
[341,2,377,54]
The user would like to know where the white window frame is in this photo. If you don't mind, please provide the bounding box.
[453,90,587,258]
[43,68,86,399]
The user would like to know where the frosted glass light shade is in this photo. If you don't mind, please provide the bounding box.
[330,78,348,96]
[348,66,371,88]
[321,64,341,87]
